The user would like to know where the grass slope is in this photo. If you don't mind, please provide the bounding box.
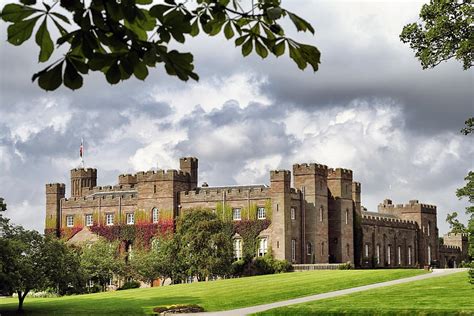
[0,269,425,315]
[258,271,473,316]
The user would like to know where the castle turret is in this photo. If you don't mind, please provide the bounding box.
[327,168,354,264]
[270,170,292,261]
[45,183,65,236]
[180,157,198,190]
[70,168,97,197]
[352,182,361,215]
[293,163,329,263]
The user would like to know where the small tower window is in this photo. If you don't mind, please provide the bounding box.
[365,244,369,257]
[232,208,241,221]
[257,207,266,220]
[307,242,312,255]
[290,207,296,220]
[66,215,74,227]
[319,206,323,222]
[291,239,296,261]
[345,209,349,225]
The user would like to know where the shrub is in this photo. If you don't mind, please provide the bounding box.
[153,305,204,314]
[338,262,353,270]
[118,281,141,290]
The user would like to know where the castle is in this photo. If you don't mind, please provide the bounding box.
[45,157,468,268]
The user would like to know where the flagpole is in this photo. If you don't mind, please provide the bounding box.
[81,138,84,168]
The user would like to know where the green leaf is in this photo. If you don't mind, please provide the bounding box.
[20,0,36,4]
[136,0,153,4]
[50,12,70,24]
[288,12,315,34]
[190,19,200,37]
[266,7,282,20]
[1,3,38,22]
[255,39,268,58]
[106,62,121,84]
[235,35,247,46]
[7,15,41,46]
[224,22,234,39]
[133,61,149,80]
[289,45,306,70]
[241,37,253,57]
[64,59,83,90]
[37,61,63,91]
[299,44,321,72]
[35,18,54,62]
[273,40,285,57]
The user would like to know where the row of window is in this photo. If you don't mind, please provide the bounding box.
[65,207,160,227]
[232,237,268,260]
[232,207,267,221]
[365,244,414,265]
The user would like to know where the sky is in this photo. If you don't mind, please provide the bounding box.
[0,0,473,234]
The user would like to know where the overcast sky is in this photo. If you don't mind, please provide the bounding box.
[0,0,472,234]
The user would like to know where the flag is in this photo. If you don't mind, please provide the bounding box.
[80,138,84,158]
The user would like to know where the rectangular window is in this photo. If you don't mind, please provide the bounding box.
[257,207,266,220]
[290,207,295,220]
[66,215,74,227]
[85,214,93,227]
[233,239,242,260]
[387,245,391,265]
[398,246,402,265]
[427,245,431,264]
[376,245,380,264]
[126,213,134,225]
[152,208,159,223]
[291,239,296,261]
[258,238,268,257]
[345,209,349,225]
[408,246,412,265]
[232,208,241,221]
[307,242,312,255]
[365,244,369,257]
[106,213,114,226]
[319,206,323,222]
[427,222,431,236]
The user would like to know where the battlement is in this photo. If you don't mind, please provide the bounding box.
[70,168,97,177]
[292,163,328,176]
[328,168,353,180]
[378,199,437,214]
[82,184,136,194]
[63,193,136,203]
[180,157,198,164]
[180,186,270,202]
[118,174,137,185]
[352,182,361,192]
[46,183,66,194]
[270,170,291,181]
[135,169,190,182]
[361,215,417,229]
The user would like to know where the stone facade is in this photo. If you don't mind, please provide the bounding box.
[45,157,467,267]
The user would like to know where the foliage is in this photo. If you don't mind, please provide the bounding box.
[90,219,174,248]
[233,219,271,259]
[0,197,6,212]
[338,262,353,270]
[445,211,467,233]
[117,280,141,290]
[461,117,474,135]
[176,209,234,280]
[79,238,125,291]
[60,225,83,240]
[128,244,167,286]
[400,0,473,70]
[0,0,320,91]
[153,305,204,314]
[456,171,474,216]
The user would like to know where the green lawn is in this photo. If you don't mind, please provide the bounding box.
[257,271,473,316]
[0,269,425,315]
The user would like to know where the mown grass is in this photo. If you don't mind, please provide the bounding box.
[257,271,472,316]
[0,269,426,315]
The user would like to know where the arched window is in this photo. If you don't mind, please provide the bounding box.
[387,245,391,265]
[233,238,243,260]
[345,209,349,225]
[258,238,268,257]
[397,246,402,265]
[376,244,380,264]
[408,246,412,265]
[307,242,312,255]
[427,245,432,264]
[365,244,369,257]
[152,208,159,223]
[427,221,431,236]
[319,206,323,222]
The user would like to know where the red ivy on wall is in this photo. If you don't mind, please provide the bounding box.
[60,226,83,240]
[90,219,174,248]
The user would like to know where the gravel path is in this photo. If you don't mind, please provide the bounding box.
[180,268,468,316]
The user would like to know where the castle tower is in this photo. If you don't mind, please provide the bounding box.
[270,170,292,261]
[327,168,354,264]
[45,183,65,236]
[180,157,198,190]
[293,163,329,264]
[352,182,361,215]
[70,168,97,197]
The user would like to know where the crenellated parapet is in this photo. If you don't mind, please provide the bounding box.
[293,163,328,176]
[46,183,66,194]
[135,169,191,182]
[328,168,353,180]
[361,215,417,230]
[179,186,270,202]
[118,174,137,185]
[82,184,136,195]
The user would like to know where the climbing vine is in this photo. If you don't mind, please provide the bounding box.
[233,219,271,259]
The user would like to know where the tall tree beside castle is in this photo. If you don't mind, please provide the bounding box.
[0,0,319,91]
[0,197,6,212]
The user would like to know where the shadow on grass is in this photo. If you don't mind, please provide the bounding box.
[0,295,203,315]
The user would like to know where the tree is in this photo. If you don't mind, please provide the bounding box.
[0,197,6,212]
[80,238,124,291]
[128,247,162,286]
[0,0,320,91]
[0,219,46,312]
[176,209,234,281]
[446,211,467,233]
[400,0,473,70]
